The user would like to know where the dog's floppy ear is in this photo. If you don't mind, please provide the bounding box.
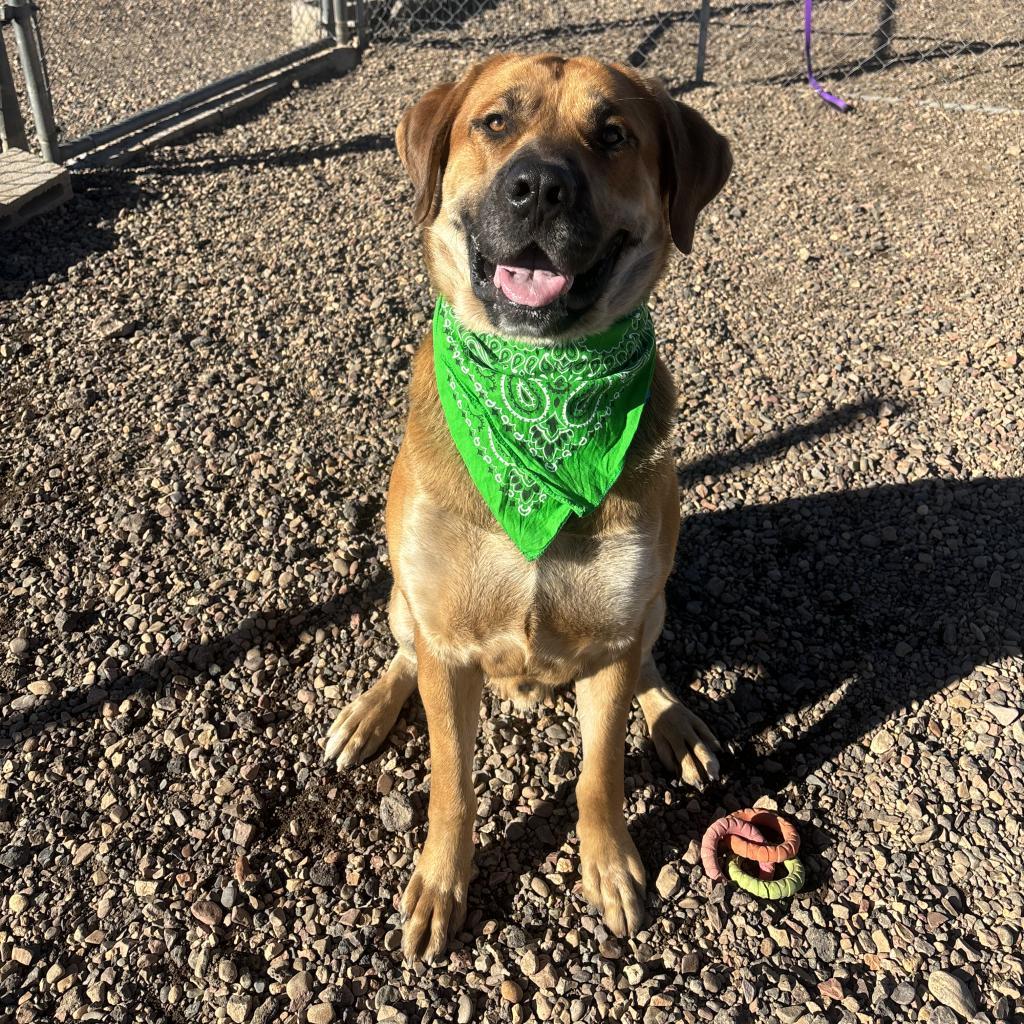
[649,83,732,254]
[396,64,486,225]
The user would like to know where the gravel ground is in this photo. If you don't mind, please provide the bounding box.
[2,6,1024,1024]
[31,0,305,144]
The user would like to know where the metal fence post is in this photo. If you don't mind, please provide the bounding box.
[0,20,28,151]
[694,0,712,85]
[353,0,365,47]
[8,0,60,163]
[872,0,897,66]
[333,0,349,45]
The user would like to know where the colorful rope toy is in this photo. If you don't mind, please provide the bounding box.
[701,808,805,900]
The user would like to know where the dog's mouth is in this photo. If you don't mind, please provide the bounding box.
[492,249,574,309]
[468,231,630,332]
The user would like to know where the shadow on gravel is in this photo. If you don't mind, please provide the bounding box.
[0,170,149,303]
[0,565,391,751]
[760,37,1024,89]
[135,131,393,177]
[666,473,1023,795]
[410,0,793,55]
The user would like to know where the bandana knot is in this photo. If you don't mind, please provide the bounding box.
[433,297,656,560]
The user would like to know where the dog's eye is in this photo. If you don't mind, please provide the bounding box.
[484,113,507,134]
[599,124,626,149]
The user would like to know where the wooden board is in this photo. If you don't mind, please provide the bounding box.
[0,147,72,231]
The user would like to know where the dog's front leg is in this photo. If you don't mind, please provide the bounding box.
[574,643,646,937]
[401,636,483,962]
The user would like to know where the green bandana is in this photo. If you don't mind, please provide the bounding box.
[432,297,656,560]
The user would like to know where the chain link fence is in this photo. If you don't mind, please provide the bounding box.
[2,0,1022,178]
[361,0,1024,112]
[729,0,1024,112]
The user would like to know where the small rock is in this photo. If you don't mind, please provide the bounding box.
[806,926,837,963]
[457,994,474,1023]
[501,980,523,1004]
[232,821,257,848]
[986,703,1020,727]
[287,971,314,1008]
[251,998,280,1024]
[191,900,224,928]
[870,730,895,755]
[818,978,843,1000]
[891,982,917,1006]
[656,864,681,899]
[227,994,252,1023]
[927,970,977,1019]
[310,861,340,887]
[307,1003,336,1024]
[379,793,414,832]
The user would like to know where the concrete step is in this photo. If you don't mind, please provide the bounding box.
[0,147,72,231]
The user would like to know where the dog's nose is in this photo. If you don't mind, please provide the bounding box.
[502,157,577,224]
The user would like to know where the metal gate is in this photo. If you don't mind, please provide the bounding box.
[0,0,362,169]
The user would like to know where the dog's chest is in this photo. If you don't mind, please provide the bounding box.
[398,496,658,678]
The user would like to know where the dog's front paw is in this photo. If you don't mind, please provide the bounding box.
[646,694,721,788]
[579,826,646,938]
[400,844,471,963]
[324,686,402,769]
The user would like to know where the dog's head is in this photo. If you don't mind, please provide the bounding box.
[396,53,731,340]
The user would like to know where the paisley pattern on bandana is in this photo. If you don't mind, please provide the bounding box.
[433,297,656,560]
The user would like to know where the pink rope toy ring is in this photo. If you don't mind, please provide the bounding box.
[700,815,774,882]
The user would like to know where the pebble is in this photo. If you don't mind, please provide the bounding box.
[987,703,1021,727]
[656,863,682,899]
[890,982,917,1005]
[501,980,523,1004]
[379,793,414,832]
[190,900,224,928]
[286,971,314,1007]
[927,970,977,1019]
[870,730,895,755]
[307,1003,336,1024]
[226,994,252,1023]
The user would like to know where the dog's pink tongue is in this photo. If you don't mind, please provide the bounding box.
[494,264,573,308]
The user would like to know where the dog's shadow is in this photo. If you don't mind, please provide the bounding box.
[459,406,1023,937]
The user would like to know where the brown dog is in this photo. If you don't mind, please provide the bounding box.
[325,53,731,961]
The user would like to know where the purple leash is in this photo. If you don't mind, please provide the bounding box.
[804,0,851,110]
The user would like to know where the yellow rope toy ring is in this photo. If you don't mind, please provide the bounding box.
[727,854,805,899]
